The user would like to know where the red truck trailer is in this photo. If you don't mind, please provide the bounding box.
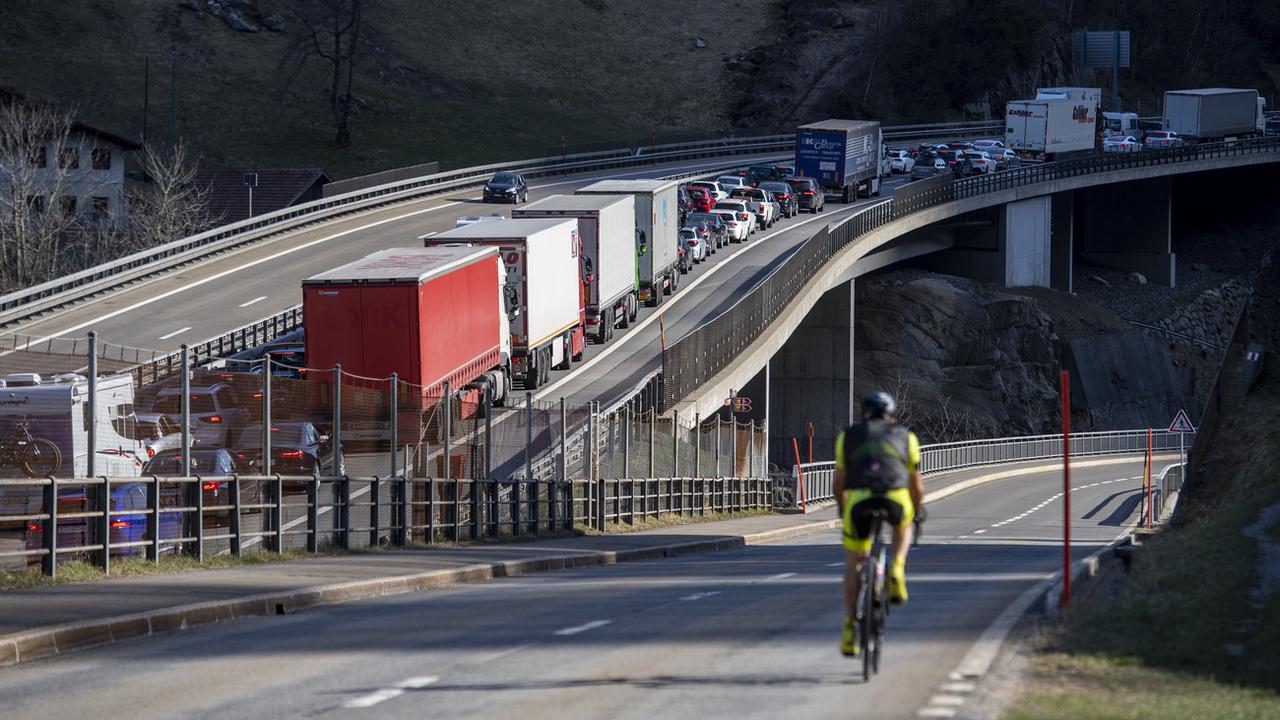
[301,246,511,403]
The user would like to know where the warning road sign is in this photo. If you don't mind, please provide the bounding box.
[1168,409,1196,433]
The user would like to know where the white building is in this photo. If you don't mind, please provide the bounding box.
[18,122,141,226]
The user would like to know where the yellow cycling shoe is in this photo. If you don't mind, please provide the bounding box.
[840,618,859,656]
[888,570,909,606]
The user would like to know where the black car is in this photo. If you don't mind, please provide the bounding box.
[686,211,728,250]
[936,149,970,177]
[482,172,528,204]
[759,181,798,218]
[236,421,345,476]
[745,165,788,187]
[785,177,825,214]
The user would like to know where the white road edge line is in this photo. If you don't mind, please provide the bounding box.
[764,572,797,581]
[533,198,889,400]
[157,326,190,340]
[554,619,612,636]
[342,676,439,709]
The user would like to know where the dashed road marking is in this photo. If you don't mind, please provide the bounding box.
[158,326,190,340]
[764,572,797,581]
[917,708,958,718]
[679,591,722,601]
[237,295,267,308]
[554,619,612,636]
[342,676,439,708]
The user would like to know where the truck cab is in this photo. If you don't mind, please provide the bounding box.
[1103,112,1143,141]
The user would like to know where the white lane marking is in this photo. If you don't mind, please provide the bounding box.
[917,708,958,718]
[928,695,967,706]
[157,326,190,340]
[826,561,845,567]
[237,295,268,308]
[532,199,889,400]
[679,591,722,601]
[972,529,987,534]
[765,572,797,581]
[19,202,461,345]
[342,676,439,708]
[941,682,976,693]
[554,619,612,636]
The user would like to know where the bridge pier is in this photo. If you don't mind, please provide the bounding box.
[1075,177,1176,287]
[766,279,855,467]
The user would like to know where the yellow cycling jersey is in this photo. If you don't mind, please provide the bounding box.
[834,427,920,474]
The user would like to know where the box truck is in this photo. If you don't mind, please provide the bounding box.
[302,245,512,404]
[576,180,680,307]
[1006,89,1100,162]
[425,219,586,390]
[1162,88,1262,143]
[513,193,638,344]
[794,119,882,203]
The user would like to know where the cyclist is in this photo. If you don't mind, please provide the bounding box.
[834,392,925,657]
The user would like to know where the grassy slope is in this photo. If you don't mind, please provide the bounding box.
[0,0,773,177]
[1003,363,1280,719]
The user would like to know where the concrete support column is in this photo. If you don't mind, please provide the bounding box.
[767,279,855,468]
[1051,190,1074,293]
[1076,177,1176,287]
[1001,195,1052,288]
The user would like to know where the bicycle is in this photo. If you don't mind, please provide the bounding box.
[0,418,62,477]
[857,509,922,681]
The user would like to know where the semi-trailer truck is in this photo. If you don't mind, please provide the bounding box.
[1006,88,1101,162]
[425,219,586,390]
[794,119,882,202]
[302,245,512,404]
[576,180,680,307]
[1162,88,1263,144]
[512,193,638,343]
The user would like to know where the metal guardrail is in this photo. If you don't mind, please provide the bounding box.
[660,133,1280,410]
[0,122,1002,328]
[784,428,1195,508]
[3,473,771,577]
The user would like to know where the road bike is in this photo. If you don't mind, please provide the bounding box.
[0,418,62,477]
[857,510,922,681]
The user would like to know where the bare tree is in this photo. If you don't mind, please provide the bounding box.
[123,141,212,254]
[0,100,90,291]
[280,0,369,147]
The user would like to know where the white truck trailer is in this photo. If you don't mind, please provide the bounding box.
[513,193,638,343]
[425,218,586,390]
[1163,88,1263,144]
[1006,88,1101,162]
[576,179,680,307]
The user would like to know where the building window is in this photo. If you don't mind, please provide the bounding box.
[28,146,47,168]
[59,147,79,169]
[60,195,77,217]
[91,196,110,220]
[91,148,111,170]
[26,195,45,213]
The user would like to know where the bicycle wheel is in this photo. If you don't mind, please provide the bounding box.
[21,439,62,477]
[860,520,881,681]
[871,539,887,675]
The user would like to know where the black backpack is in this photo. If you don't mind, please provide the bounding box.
[842,421,910,493]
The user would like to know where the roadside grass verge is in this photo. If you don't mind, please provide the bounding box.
[1003,366,1280,719]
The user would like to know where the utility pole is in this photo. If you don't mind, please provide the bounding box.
[170,45,178,146]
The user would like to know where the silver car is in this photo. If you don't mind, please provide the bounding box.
[137,383,252,448]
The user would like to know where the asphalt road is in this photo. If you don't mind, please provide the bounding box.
[0,458,1154,720]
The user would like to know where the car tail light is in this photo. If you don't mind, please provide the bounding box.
[147,447,156,458]
[802,190,814,195]
[200,415,222,424]
[202,481,220,491]
[110,519,132,529]
[277,450,304,459]
[27,522,40,533]
[688,239,699,246]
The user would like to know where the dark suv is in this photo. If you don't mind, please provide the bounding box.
[759,181,798,218]
[785,177,825,213]
[483,172,528,204]
[936,149,970,177]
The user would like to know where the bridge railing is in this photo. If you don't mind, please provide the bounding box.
[0,121,1000,328]
[660,133,1280,411]
[783,428,1194,509]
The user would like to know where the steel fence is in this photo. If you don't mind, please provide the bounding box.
[781,428,1196,508]
[659,134,1280,411]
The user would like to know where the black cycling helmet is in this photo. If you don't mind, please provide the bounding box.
[862,391,896,420]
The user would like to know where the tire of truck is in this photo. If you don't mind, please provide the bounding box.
[524,353,539,390]
[555,335,572,370]
[842,186,852,203]
[618,298,631,328]
[645,284,659,307]
[670,269,679,292]
[595,309,610,344]
[872,178,881,197]
[541,347,552,384]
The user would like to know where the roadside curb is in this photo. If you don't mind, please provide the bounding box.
[0,520,836,668]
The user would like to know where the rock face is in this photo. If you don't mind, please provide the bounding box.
[855,271,1187,442]
[855,273,1061,441]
